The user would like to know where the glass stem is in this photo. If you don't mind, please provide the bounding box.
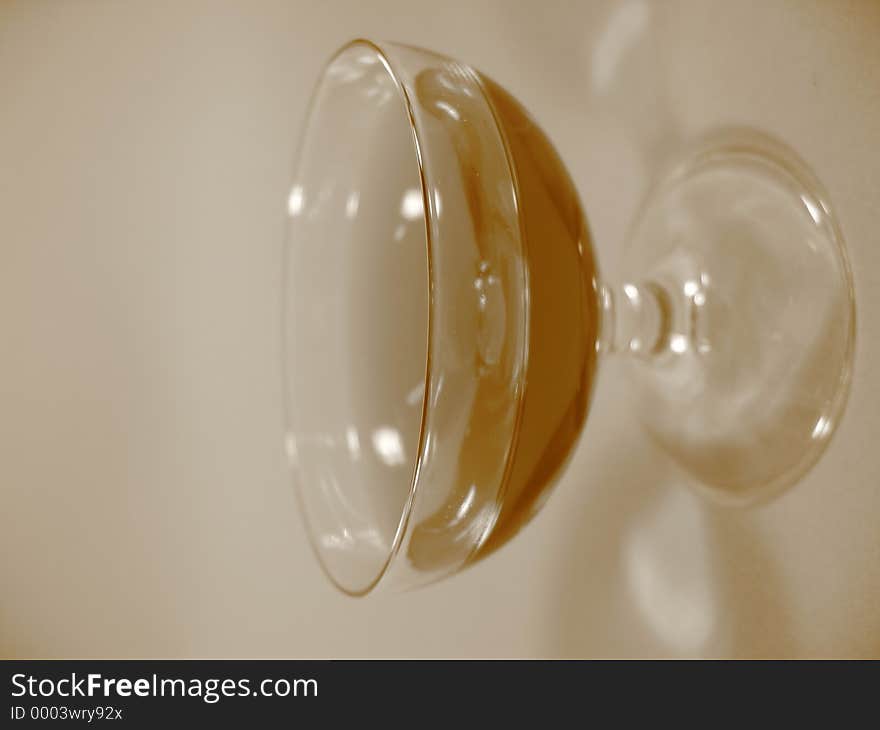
[599,277,711,358]
[599,280,675,358]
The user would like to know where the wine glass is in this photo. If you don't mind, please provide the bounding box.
[283,39,855,595]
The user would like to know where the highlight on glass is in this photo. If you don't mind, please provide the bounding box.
[283,39,855,595]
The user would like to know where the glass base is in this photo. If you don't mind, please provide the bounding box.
[621,130,855,505]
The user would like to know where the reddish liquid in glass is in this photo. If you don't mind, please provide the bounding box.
[405,71,600,570]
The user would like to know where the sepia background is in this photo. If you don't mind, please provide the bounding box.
[1,0,879,657]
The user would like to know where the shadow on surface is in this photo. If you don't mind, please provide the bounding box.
[551,423,797,657]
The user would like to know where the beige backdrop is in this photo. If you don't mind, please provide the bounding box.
[2,0,879,657]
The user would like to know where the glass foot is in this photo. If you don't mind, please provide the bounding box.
[620,130,856,504]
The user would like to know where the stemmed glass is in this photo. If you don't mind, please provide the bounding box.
[283,40,855,595]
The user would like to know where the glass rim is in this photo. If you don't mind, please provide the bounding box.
[285,38,435,596]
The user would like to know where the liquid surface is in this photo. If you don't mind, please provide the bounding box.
[403,69,600,570]
[474,76,600,558]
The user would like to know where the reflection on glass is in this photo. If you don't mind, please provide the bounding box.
[287,185,304,217]
[372,427,405,467]
[345,192,359,218]
[400,189,423,220]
